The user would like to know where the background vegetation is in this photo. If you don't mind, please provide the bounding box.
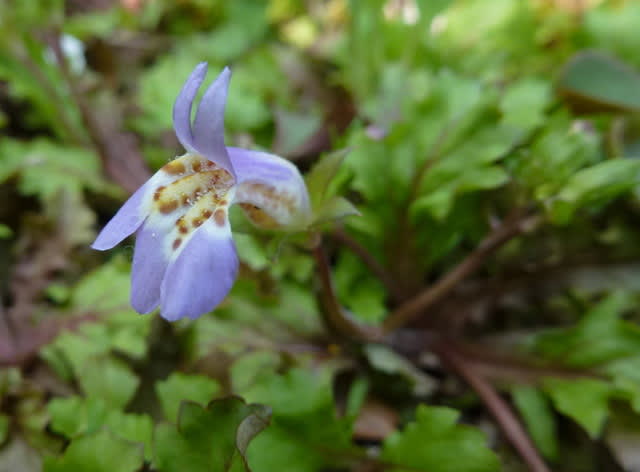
[3,0,640,470]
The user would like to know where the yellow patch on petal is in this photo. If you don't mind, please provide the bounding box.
[147,154,235,258]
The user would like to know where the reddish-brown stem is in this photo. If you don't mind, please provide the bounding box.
[382,212,541,333]
[312,239,381,341]
[435,342,550,472]
[330,228,403,301]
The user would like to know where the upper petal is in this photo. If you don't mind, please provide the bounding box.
[159,218,238,321]
[172,62,208,153]
[228,147,311,228]
[192,67,235,177]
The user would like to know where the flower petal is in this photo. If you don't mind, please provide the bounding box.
[192,67,235,177]
[228,147,310,228]
[130,223,169,313]
[172,62,208,152]
[91,184,148,250]
[159,219,238,321]
[91,155,199,251]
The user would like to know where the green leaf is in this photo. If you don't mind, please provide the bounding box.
[0,224,13,239]
[511,386,558,459]
[334,252,386,323]
[0,139,115,200]
[381,405,501,472]
[155,373,221,423]
[558,51,640,113]
[0,414,9,444]
[48,396,109,438]
[71,258,132,314]
[153,397,271,472]
[306,149,350,209]
[246,425,325,472]
[240,367,332,417]
[104,411,153,461]
[313,196,360,225]
[550,159,640,224]
[544,378,612,438]
[510,112,600,200]
[500,78,551,131]
[78,357,139,409]
[604,356,640,414]
[43,430,144,472]
[533,292,640,367]
[238,366,353,469]
[364,344,435,396]
[48,396,153,459]
[62,7,122,39]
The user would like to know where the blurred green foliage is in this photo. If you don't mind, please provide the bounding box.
[4,0,640,471]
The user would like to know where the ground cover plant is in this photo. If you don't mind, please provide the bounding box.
[3,0,640,471]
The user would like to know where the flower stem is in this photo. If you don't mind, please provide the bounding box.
[434,341,550,472]
[311,238,381,342]
[382,212,541,334]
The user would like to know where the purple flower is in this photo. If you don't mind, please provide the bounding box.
[92,63,310,321]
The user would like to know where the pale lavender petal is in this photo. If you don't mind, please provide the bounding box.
[159,221,238,321]
[192,67,235,176]
[130,224,169,313]
[228,147,311,227]
[172,62,208,152]
[92,157,193,251]
[91,184,148,250]
[227,147,302,184]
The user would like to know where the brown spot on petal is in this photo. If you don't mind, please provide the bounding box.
[153,186,165,201]
[192,217,204,228]
[214,209,226,227]
[159,200,178,214]
[177,217,189,234]
[192,161,202,172]
[163,160,186,175]
[172,238,182,250]
[202,209,213,219]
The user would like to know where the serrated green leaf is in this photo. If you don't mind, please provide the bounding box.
[550,159,640,224]
[381,405,501,472]
[240,367,332,417]
[153,397,271,472]
[48,396,109,438]
[313,196,360,225]
[500,78,551,130]
[533,292,640,367]
[78,357,139,409]
[237,365,353,465]
[104,411,153,461]
[155,373,221,423]
[0,139,115,200]
[48,395,152,459]
[544,378,612,438]
[511,386,558,459]
[246,425,325,472]
[305,149,350,210]
[43,430,144,472]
